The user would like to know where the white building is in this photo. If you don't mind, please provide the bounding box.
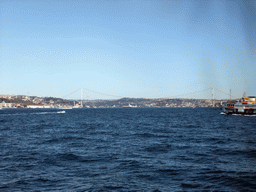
[0,101,13,108]
[26,104,51,108]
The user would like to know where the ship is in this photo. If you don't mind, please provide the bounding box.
[222,95,256,115]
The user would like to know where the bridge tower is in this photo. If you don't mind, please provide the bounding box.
[81,88,83,108]
[212,87,215,107]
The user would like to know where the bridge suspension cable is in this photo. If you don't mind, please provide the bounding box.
[214,88,237,99]
[82,87,123,98]
[168,87,212,99]
[62,88,81,99]
[62,87,124,100]
[62,87,235,101]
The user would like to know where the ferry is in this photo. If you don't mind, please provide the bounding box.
[223,95,256,115]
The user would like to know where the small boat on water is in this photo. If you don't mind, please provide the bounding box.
[222,95,256,115]
[57,110,66,113]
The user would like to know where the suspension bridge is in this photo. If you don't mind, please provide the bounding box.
[62,87,237,107]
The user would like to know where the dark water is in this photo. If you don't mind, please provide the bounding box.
[1,108,256,192]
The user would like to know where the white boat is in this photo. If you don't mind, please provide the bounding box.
[57,110,66,113]
[223,95,256,115]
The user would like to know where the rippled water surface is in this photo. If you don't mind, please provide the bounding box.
[1,108,256,191]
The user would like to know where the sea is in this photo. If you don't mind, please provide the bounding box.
[1,108,256,192]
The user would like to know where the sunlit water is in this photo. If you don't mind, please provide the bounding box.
[1,108,256,191]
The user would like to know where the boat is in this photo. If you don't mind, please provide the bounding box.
[222,95,256,115]
[57,110,66,113]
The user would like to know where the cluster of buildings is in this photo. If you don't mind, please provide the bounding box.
[86,98,223,108]
[0,94,225,109]
[0,94,78,109]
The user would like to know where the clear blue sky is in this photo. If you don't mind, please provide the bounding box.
[1,0,255,100]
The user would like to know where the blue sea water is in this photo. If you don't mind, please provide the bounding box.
[0,108,256,191]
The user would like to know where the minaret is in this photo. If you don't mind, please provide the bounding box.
[230,89,231,104]
[81,88,83,108]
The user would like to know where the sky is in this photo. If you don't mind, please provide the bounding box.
[1,0,256,100]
